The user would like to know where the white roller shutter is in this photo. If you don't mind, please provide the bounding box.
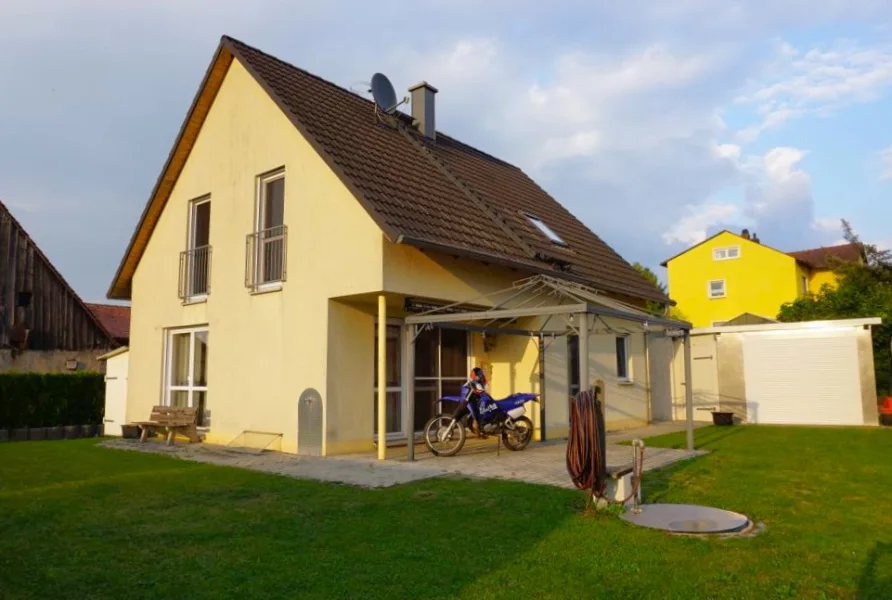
[742,332,864,425]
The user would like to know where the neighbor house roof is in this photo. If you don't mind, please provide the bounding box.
[107,35,668,305]
[787,243,863,269]
[661,229,863,270]
[85,303,130,344]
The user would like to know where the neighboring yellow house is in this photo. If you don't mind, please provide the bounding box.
[661,229,863,328]
[106,35,685,457]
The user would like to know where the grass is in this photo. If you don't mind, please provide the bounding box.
[1,427,892,599]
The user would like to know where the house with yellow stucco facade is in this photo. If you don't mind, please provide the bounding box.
[661,229,864,329]
[106,35,696,457]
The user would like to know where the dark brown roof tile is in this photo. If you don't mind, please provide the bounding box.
[226,37,668,304]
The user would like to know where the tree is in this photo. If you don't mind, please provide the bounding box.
[777,219,892,396]
[632,262,669,316]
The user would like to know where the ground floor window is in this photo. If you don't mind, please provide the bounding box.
[568,335,580,397]
[164,326,209,426]
[373,325,469,437]
[373,324,403,437]
[414,328,469,431]
[616,335,630,381]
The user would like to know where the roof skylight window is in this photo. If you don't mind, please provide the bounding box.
[525,213,567,246]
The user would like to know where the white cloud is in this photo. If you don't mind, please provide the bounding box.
[878,146,892,181]
[812,216,842,232]
[662,203,742,245]
[1,0,891,299]
[735,40,892,139]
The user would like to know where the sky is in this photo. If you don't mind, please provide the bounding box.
[2,0,891,303]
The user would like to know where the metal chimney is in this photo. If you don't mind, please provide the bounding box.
[409,81,438,140]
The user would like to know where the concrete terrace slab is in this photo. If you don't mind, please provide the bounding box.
[101,437,707,490]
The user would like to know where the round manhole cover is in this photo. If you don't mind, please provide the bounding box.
[621,504,749,534]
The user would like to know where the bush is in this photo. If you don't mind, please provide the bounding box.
[0,373,104,429]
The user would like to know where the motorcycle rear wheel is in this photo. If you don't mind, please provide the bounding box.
[501,416,533,451]
[423,414,467,457]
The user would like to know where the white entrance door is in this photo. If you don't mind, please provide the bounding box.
[165,327,209,426]
[103,353,129,436]
[742,331,864,425]
[674,335,720,422]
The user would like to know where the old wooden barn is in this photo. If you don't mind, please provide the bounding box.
[1,200,121,372]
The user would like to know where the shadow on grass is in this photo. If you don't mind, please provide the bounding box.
[858,542,892,599]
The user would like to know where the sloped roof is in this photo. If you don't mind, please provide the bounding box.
[85,303,130,343]
[788,243,862,269]
[0,199,117,346]
[108,35,668,305]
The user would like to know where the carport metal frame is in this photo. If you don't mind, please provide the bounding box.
[376,275,695,461]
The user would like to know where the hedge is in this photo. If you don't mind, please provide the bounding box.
[0,372,104,429]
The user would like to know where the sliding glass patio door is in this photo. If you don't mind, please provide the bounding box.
[413,328,469,432]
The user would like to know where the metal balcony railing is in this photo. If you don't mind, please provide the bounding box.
[178,245,212,300]
[246,225,287,290]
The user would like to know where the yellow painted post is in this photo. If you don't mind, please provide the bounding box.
[377,295,387,461]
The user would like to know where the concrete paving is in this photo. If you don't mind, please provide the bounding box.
[102,432,707,490]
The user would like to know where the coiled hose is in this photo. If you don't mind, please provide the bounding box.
[566,387,608,500]
[566,386,645,510]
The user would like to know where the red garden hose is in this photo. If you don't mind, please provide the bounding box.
[566,387,608,500]
[567,386,645,509]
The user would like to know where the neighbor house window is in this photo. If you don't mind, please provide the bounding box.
[713,246,740,261]
[801,275,809,295]
[246,168,287,291]
[708,279,726,298]
[524,212,567,246]
[179,195,211,302]
[615,336,630,381]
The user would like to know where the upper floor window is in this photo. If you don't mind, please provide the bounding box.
[524,213,567,246]
[708,279,726,298]
[801,275,808,295]
[179,195,211,302]
[246,168,287,292]
[713,246,740,261]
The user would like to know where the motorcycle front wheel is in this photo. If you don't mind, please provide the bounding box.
[423,414,466,457]
[502,416,533,451]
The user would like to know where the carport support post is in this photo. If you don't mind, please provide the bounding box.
[377,295,387,461]
[405,325,415,461]
[578,312,589,395]
[683,331,695,451]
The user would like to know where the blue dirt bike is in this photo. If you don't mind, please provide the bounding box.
[423,379,538,457]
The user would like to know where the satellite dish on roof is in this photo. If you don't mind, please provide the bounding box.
[370,72,407,115]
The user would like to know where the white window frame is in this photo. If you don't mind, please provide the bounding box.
[185,195,211,303]
[615,335,632,382]
[524,212,568,246]
[374,319,407,442]
[253,168,286,293]
[708,279,727,298]
[163,325,209,428]
[801,275,809,295]
[712,246,741,261]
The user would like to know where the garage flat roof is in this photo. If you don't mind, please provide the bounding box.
[691,317,882,335]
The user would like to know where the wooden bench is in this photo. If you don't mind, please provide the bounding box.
[132,406,201,446]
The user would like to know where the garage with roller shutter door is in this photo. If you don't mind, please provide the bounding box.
[686,318,882,427]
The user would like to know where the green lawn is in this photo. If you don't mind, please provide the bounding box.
[1,427,892,600]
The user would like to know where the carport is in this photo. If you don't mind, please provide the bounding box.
[373,275,696,460]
